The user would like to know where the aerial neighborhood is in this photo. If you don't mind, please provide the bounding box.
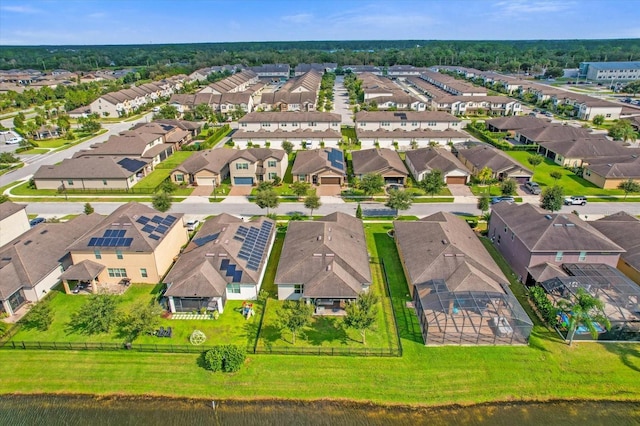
[1,53,640,392]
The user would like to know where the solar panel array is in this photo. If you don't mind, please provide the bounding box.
[88,229,133,247]
[135,214,178,241]
[219,258,243,283]
[194,232,220,247]
[326,148,345,171]
[234,221,273,271]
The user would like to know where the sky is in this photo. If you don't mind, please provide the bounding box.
[0,0,639,46]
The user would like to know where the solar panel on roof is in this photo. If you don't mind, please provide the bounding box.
[193,232,219,247]
[136,216,150,225]
[238,253,249,261]
[95,237,105,246]
[220,258,230,270]
[116,230,126,238]
[232,270,242,283]
[88,237,98,247]
[225,264,236,277]
[108,238,119,247]
[123,238,133,247]
[233,235,244,242]
[151,215,163,224]
[104,230,113,238]
[247,263,259,271]
[155,225,169,234]
[149,234,161,240]
[141,224,155,233]
[165,215,177,224]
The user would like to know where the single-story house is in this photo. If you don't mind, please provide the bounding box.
[591,212,640,285]
[0,201,30,247]
[351,148,408,185]
[488,202,625,284]
[404,147,470,184]
[456,145,533,183]
[275,212,371,314]
[394,212,532,345]
[583,155,640,189]
[163,214,276,313]
[291,148,346,185]
[537,136,626,167]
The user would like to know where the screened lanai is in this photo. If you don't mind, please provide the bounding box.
[540,263,640,341]
[413,280,533,345]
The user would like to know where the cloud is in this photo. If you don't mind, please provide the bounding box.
[88,12,107,19]
[493,0,573,17]
[0,4,42,14]
[281,13,313,24]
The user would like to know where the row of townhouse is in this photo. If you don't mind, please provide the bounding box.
[32,119,200,191]
[358,72,426,111]
[188,64,244,82]
[89,75,187,117]
[199,70,260,95]
[257,70,322,112]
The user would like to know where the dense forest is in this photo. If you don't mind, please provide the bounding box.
[1,39,639,74]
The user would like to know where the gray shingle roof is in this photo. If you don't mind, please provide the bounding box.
[394,212,508,293]
[404,147,469,176]
[239,111,341,124]
[351,148,408,176]
[34,156,149,180]
[591,212,640,274]
[456,145,532,176]
[292,148,346,175]
[490,203,625,253]
[0,201,26,221]
[275,212,371,298]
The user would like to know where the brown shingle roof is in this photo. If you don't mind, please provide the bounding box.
[239,111,341,124]
[351,148,408,176]
[275,212,371,298]
[0,201,26,221]
[355,111,459,123]
[291,148,346,176]
[591,212,640,274]
[404,147,469,175]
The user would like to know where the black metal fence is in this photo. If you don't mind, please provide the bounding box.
[379,258,404,357]
[251,345,400,357]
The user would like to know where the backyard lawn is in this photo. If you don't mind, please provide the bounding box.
[506,151,626,196]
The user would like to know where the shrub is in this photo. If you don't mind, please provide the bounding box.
[203,345,246,372]
[529,285,559,326]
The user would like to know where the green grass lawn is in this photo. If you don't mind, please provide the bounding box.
[154,151,195,170]
[134,169,172,190]
[11,284,260,348]
[1,224,639,406]
[20,148,49,155]
[260,232,286,297]
[506,151,626,196]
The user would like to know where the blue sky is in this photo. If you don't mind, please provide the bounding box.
[0,0,639,45]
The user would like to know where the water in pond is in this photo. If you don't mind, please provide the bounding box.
[0,395,638,425]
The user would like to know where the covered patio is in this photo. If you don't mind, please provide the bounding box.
[59,260,114,295]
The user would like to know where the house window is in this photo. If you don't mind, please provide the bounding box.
[228,283,241,294]
[108,268,128,278]
[116,250,123,260]
[236,163,249,170]
[67,180,74,186]
[400,122,406,126]
[140,268,148,278]
[309,122,316,126]
[579,251,587,261]
[94,250,102,260]
[294,284,303,294]
[241,123,247,127]
[292,122,299,127]
[555,251,564,261]
[268,172,277,180]
[411,122,418,126]
[260,123,270,127]
[267,160,277,168]
[298,174,306,181]
[381,121,390,126]
[103,179,108,186]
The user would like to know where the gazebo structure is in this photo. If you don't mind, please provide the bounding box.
[59,260,105,294]
[540,263,640,341]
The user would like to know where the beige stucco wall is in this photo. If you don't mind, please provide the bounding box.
[0,208,30,246]
[23,266,63,302]
[618,258,640,285]
[35,177,134,190]
[583,170,638,189]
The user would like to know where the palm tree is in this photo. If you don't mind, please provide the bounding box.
[477,167,493,194]
[557,288,610,346]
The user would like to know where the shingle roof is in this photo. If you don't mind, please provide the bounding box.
[164,214,275,297]
[0,201,26,221]
[239,111,341,123]
[394,212,508,293]
[490,203,625,253]
[485,116,551,131]
[351,148,408,176]
[67,202,184,254]
[34,156,148,180]
[355,111,459,123]
[404,147,469,175]
[540,137,626,159]
[292,148,346,175]
[456,145,533,176]
[591,212,640,274]
[0,214,103,299]
[517,124,592,143]
[275,212,371,298]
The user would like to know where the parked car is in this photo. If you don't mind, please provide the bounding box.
[564,196,587,206]
[186,219,200,231]
[491,196,515,205]
[29,217,45,227]
[524,181,541,195]
[543,111,554,117]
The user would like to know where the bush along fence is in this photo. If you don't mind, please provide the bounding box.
[183,124,231,151]
[465,123,539,152]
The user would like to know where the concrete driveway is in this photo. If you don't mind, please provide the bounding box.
[228,186,253,196]
[315,185,342,196]
[448,184,474,197]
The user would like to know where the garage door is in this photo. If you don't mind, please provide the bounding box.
[321,177,341,185]
[196,177,215,186]
[513,176,530,184]
[234,177,254,185]
[446,176,467,185]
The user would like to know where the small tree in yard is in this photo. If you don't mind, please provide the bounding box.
[255,188,279,215]
[360,173,384,197]
[385,189,413,216]
[118,301,163,340]
[343,292,379,345]
[419,169,445,197]
[159,179,177,194]
[291,181,311,199]
[618,179,640,200]
[500,178,517,196]
[152,192,172,212]
[203,345,246,372]
[527,154,543,171]
[549,170,563,183]
[478,195,490,213]
[540,185,564,213]
[281,140,294,155]
[557,288,610,346]
[277,300,313,344]
[592,114,605,125]
[83,202,94,215]
[22,301,53,331]
[69,294,118,335]
[304,192,321,218]
[355,203,362,219]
